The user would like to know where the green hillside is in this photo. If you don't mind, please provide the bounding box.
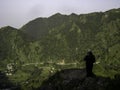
[20,8,120,66]
[0,8,120,89]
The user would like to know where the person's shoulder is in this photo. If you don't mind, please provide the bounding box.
[84,55,88,60]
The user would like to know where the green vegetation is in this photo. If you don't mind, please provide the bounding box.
[0,8,120,89]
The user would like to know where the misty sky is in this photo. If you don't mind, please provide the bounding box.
[0,0,120,28]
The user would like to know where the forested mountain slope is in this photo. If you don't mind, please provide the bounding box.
[0,8,120,90]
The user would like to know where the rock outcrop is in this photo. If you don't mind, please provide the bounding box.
[38,69,112,90]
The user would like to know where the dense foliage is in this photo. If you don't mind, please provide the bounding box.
[0,8,120,89]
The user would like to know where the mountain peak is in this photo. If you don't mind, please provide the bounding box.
[49,13,62,18]
[53,13,62,16]
[0,26,17,31]
[70,13,78,16]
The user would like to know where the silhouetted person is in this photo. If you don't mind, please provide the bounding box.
[84,51,95,77]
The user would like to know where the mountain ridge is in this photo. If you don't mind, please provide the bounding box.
[21,8,120,39]
[0,8,120,66]
[0,8,120,89]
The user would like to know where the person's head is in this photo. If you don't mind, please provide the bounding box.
[87,51,93,55]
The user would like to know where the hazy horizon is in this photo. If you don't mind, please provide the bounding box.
[0,0,120,28]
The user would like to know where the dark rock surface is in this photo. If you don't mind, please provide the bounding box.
[0,71,20,90]
[38,69,112,90]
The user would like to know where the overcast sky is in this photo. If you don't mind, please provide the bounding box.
[0,0,120,28]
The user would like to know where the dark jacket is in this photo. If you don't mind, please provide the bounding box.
[84,52,95,65]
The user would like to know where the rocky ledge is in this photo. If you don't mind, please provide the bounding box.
[38,68,120,90]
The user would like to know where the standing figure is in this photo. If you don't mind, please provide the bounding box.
[84,51,95,77]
